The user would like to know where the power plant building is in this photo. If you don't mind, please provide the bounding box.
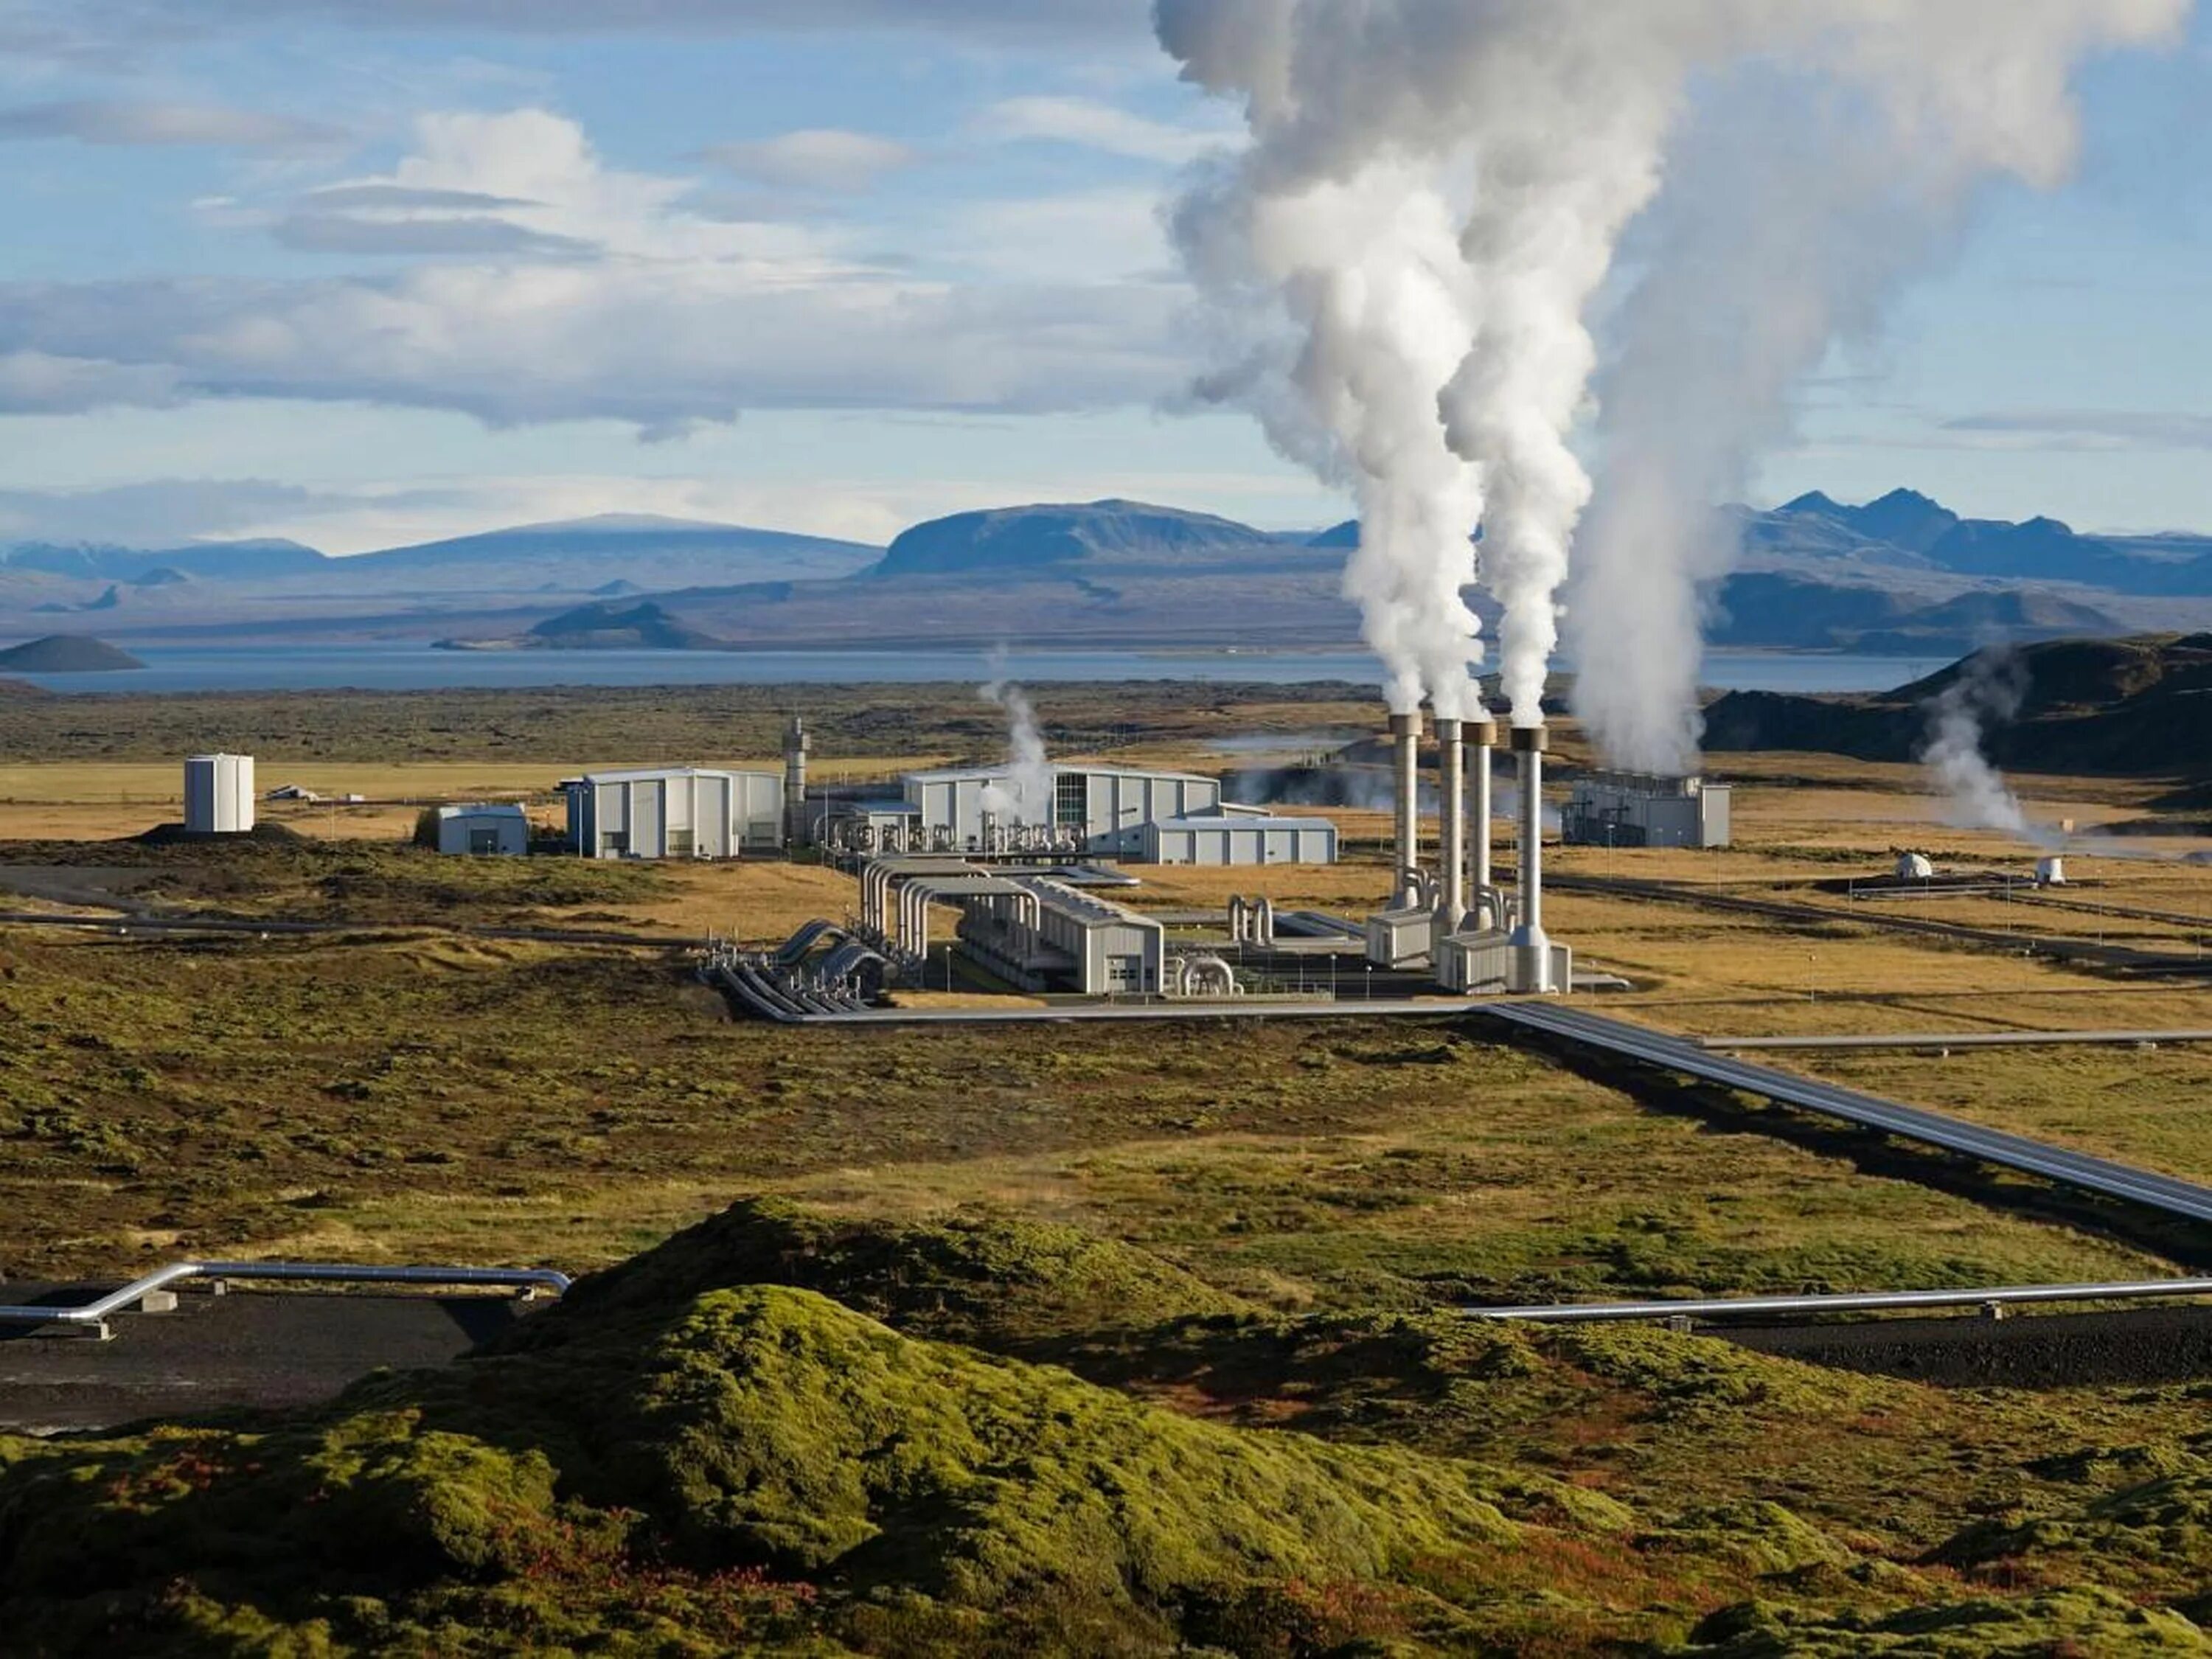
[564,766,783,859]
[954,876,1166,995]
[1140,814,1337,866]
[183,753,255,835]
[902,763,1334,863]
[1562,772,1731,849]
[434,803,528,856]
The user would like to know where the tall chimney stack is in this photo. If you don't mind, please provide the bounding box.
[1435,716,1464,932]
[1389,710,1421,905]
[782,714,809,844]
[1468,715,1497,905]
[1509,725,1552,992]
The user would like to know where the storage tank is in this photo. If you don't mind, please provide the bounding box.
[2036,855,2066,887]
[1896,851,1933,880]
[184,753,255,835]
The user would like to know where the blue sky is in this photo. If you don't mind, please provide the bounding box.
[0,0,2204,552]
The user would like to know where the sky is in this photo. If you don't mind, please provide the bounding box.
[0,0,2205,554]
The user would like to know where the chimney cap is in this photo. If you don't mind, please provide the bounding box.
[1509,724,1548,754]
[1388,711,1422,736]
[1466,718,1499,746]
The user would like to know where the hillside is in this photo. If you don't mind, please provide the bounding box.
[0,633,144,672]
[8,1198,2208,1654]
[871,498,1291,578]
[1703,633,2212,773]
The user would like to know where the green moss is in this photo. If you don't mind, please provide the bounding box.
[1683,1585,2212,1655]
[545,1197,1252,1352]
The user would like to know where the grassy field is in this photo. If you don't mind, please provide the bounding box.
[8,680,2212,1652]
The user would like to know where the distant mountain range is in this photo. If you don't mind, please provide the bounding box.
[3,490,2211,655]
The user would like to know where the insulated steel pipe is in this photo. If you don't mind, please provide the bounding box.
[1389,711,1422,905]
[1469,716,1497,901]
[1435,716,1464,933]
[1508,725,1552,992]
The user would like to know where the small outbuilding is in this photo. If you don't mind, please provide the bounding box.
[435,803,529,857]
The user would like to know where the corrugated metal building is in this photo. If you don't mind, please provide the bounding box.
[903,764,1325,862]
[184,753,255,835]
[564,766,783,859]
[1562,772,1731,849]
[955,875,1165,995]
[436,803,529,856]
[1139,814,1338,866]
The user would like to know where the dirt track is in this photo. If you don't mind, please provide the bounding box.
[1725,1303,2212,1388]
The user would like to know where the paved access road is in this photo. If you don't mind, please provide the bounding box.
[0,1288,532,1433]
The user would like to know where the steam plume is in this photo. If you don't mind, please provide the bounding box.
[978,661,1052,825]
[1920,647,2053,844]
[1157,0,2187,749]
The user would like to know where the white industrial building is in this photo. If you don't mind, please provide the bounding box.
[435,803,529,856]
[954,876,1166,995]
[1562,772,1731,849]
[184,753,255,835]
[902,762,1333,863]
[564,766,783,860]
[1140,814,1338,866]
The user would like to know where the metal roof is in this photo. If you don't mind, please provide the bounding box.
[903,762,1216,785]
[436,803,527,819]
[571,765,780,785]
[1144,814,1338,833]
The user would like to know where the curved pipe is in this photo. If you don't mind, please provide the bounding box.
[1472,1278,2212,1326]
[0,1260,572,1340]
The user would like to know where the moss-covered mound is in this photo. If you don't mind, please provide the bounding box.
[0,1274,1578,1653]
[1684,1585,2211,1655]
[538,1195,1253,1351]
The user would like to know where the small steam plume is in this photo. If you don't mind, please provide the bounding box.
[1919,647,2051,844]
[1157,0,2187,750]
[978,660,1053,825]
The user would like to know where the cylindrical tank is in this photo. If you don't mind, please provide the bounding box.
[2036,855,2066,886]
[1435,716,1464,933]
[1389,710,1421,905]
[1508,726,1551,992]
[184,753,255,835]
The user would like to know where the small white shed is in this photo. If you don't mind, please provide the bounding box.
[437,804,529,856]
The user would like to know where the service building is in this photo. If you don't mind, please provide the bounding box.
[564,767,784,859]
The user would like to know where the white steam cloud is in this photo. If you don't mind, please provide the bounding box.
[1157,0,2188,750]
[1920,647,2059,846]
[978,662,1053,825]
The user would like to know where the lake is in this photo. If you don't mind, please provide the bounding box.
[4,643,1950,698]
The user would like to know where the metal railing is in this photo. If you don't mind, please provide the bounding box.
[1471,1277,2212,1326]
[0,1260,572,1340]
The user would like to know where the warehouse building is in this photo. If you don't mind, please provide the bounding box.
[1139,813,1338,866]
[1562,771,1731,849]
[434,803,528,856]
[954,875,1165,995]
[564,766,783,859]
[902,763,1332,863]
[184,753,255,835]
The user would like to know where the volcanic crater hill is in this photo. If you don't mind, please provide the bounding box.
[6,1199,2212,1655]
[0,633,144,672]
[1702,633,2212,775]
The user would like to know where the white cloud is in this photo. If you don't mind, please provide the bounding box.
[0,350,180,413]
[0,109,1190,432]
[702,128,914,192]
[0,477,337,544]
[974,95,1233,165]
[0,97,338,148]
[950,188,1176,283]
[1945,408,2212,451]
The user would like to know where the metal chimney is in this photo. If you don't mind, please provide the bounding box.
[1508,724,1552,992]
[782,715,809,844]
[1389,710,1421,905]
[1468,715,1497,903]
[1434,716,1464,933]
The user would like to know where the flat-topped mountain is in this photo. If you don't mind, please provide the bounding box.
[872,499,1298,578]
